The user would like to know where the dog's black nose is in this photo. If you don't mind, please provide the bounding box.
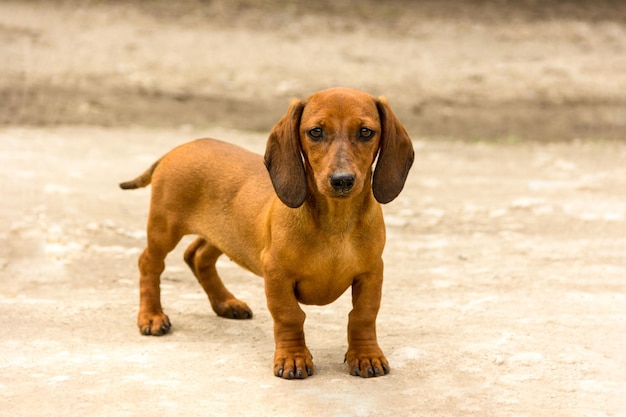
[330,171,355,193]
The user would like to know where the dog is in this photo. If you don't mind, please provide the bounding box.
[120,87,414,379]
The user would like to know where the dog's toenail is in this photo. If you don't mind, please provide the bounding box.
[277,368,284,378]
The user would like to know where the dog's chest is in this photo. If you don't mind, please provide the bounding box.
[292,234,377,305]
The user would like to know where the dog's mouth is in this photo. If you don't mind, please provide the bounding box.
[327,185,355,199]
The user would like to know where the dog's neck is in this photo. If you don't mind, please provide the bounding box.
[301,184,377,234]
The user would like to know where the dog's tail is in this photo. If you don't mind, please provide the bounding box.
[119,159,161,190]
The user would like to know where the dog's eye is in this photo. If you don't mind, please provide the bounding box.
[359,128,375,141]
[307,128,324,141]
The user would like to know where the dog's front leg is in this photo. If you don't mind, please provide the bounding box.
[345,263,390,378]
[265,276,314,379]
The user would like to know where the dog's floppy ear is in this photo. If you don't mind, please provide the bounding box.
[264,98,307,208]
[373,97,415,204]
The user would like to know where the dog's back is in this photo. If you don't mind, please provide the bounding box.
[122,138,274,274]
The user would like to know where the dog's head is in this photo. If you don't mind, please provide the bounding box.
[264,87,414,208]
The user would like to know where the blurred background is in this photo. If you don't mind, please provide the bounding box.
[1,0,625,140]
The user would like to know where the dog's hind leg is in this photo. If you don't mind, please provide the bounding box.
[184,237,253,319]
[137,214,183,336]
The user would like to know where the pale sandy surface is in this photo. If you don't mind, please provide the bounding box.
[1,126,625,416]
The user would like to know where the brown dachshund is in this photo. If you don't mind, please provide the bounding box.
[120,87,414,379]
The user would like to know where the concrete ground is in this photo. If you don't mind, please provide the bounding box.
[1,126,625,416]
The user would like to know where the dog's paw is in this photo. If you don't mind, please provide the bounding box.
[274,347,315,380]
[137,312,171,336]
[212,299,253,320]
[345,348,390,378]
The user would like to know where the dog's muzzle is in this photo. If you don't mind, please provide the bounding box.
[330,171,355,195]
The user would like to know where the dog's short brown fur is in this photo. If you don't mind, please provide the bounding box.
[120,87,414,379]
